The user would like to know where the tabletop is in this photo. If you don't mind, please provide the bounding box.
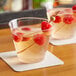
[0,28,76,76]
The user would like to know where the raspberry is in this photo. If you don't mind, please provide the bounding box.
[12,32,23,42]
[72,5,76,13]
[41,21,52,32]
[21,27,31,31]
[63,14,74,24]
[53,16,61,23]
[33,34,45,45]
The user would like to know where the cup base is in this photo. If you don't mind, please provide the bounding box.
[18,57,44,64]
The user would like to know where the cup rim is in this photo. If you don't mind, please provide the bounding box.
[9,17,48,23]
[9,17,48,28]
[47,8,74,16]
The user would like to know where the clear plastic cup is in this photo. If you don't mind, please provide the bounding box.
[47,5,76,40]
[9,17,51,63]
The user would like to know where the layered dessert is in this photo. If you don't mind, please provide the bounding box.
[12,21,52,63]
[47,6,76,39]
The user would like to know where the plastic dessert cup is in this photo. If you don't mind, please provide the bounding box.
[47,7,76,40]
[9,17,52,63]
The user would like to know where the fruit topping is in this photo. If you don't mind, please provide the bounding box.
[72,5,76,13]
[33,34,45,45]
[12,32,23,42]
[63,14,74,24]
[53,16,61,23]
[21,27,31,31]
[41,21,52,32]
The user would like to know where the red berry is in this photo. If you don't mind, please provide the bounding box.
[72,5,76,13]
[21,27,31,31]
[33,34,45,45]
[12,32,23,42]
[22,37,30,41]
[63,14,74,24]
[41,21,52,32]
[53,16,61,23]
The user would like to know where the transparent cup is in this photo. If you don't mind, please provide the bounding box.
[47,4,76,40]
[9,17,51,63]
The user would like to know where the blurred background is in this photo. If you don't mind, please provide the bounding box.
[0,0,76,13]
[0,0,76,29]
